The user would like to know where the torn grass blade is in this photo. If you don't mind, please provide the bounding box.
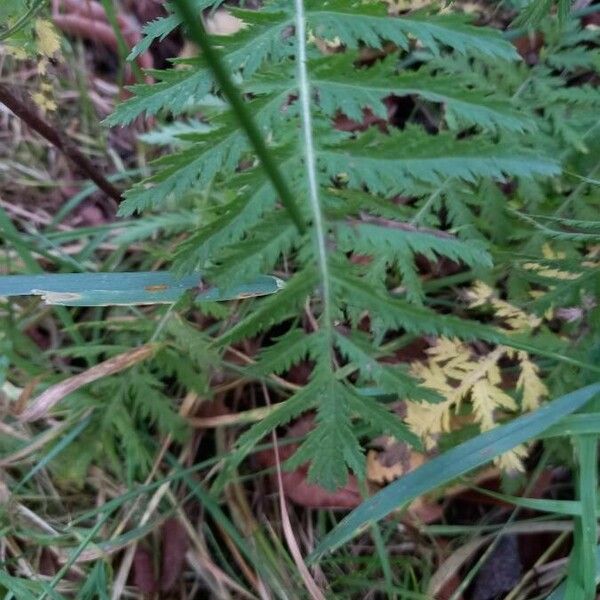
[0,271,284,306]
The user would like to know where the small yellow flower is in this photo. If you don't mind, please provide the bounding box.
[35,19,61,57]
[31,91,57,114]
[5,45,28,60]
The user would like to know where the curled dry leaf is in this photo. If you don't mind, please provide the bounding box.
[366,441,425,485]
[38,548,58,577]
[512,32,545,65]
[367,439,442,523]
[334,104,392,134]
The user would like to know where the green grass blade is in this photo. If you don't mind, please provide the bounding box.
[38,517,109,600]
[0,573,39,600]
[547,545,600,599]
[539,413,600,437]
[471,486,582,516]
[0,272,284,306]
[164,453,290,597]
[568,435,598,598]
[75,563,109,600]
[309,383,600,562]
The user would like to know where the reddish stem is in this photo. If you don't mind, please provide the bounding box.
[0,84,122,203]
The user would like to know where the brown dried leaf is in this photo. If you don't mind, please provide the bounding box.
[133,546,158,594]
[367,438,425,483]
[160,518,188,591]
[280,466,361,509]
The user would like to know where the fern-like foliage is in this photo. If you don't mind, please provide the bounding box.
[108,0,591,490]
[513,0,572,27]
[45,315,220,485]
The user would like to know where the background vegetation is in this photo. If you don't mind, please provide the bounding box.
[0,0,599,597]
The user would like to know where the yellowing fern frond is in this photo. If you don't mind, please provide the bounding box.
[426,336,471,368]
[466,281,541,329]
[523,243,582,280]
[496,444,528,473]
[516,351,548,410]
[408,336,546,472]
[523,262,582,280]
[472,378,517,431]
[542,243,564,260]
[405,399,453,450]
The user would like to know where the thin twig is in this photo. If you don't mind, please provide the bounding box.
[0,84,123,203]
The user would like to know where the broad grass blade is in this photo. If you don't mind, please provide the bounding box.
[309,383,600,562]
[0,272,284,306]
[547,544,600,599]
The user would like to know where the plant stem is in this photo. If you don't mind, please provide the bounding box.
[0,0,45,41]
[0,84,122,203]
[170,0,305,234]
[293,0,333,336]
